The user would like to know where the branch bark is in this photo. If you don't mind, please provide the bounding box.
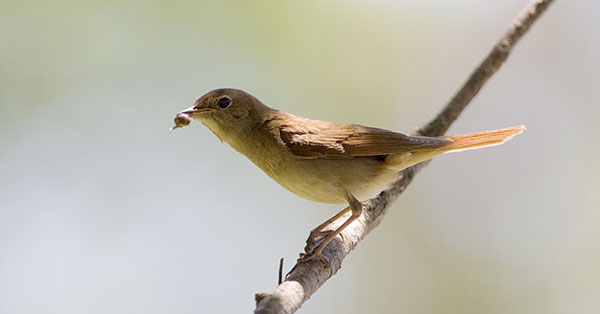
[254,1,554,313]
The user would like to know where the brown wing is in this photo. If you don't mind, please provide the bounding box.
[271,113,451,159]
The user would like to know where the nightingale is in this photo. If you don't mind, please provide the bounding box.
[171,88,525,261]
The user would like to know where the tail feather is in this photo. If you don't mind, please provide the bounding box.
[443,125,526,153]
[386,125,525,170]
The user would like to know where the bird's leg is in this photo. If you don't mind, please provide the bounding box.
[305,205,351,248]
[300,190,363,264]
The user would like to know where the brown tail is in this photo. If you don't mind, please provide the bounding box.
[387,125,525,170]
[443,125,526,152]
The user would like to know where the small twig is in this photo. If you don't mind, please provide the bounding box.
[254,1,554,313]
[278,258,284,285]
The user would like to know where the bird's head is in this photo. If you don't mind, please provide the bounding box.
[176,88,271,142]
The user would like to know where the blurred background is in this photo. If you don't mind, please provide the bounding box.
[1,0,598,313]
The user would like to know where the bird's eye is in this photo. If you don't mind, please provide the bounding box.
[217,96,231,109]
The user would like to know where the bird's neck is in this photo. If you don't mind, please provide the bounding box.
[221,112,289,178]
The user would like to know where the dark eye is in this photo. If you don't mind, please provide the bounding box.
[217,96,231,109]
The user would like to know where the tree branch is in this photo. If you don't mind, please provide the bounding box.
[254,1,554,313]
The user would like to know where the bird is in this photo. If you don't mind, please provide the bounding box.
[171,88,525,261]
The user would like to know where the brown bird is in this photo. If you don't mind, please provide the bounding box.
[171,88,525,261]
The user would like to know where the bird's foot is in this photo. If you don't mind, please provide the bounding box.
[298,249,330,268]
[304,229,344,254]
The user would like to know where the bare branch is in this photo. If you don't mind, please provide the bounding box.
[254,1,554,313]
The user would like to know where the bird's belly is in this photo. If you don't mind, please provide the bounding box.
[258,157,402,204]
[278,177,347,204]
[231,138,401,204]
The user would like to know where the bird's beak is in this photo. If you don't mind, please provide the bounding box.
[179,107,215,118]
[179,108,196,115]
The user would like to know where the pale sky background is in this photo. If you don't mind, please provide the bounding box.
[1,1,599,313]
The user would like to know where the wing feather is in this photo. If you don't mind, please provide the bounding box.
[270,113,450,159]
